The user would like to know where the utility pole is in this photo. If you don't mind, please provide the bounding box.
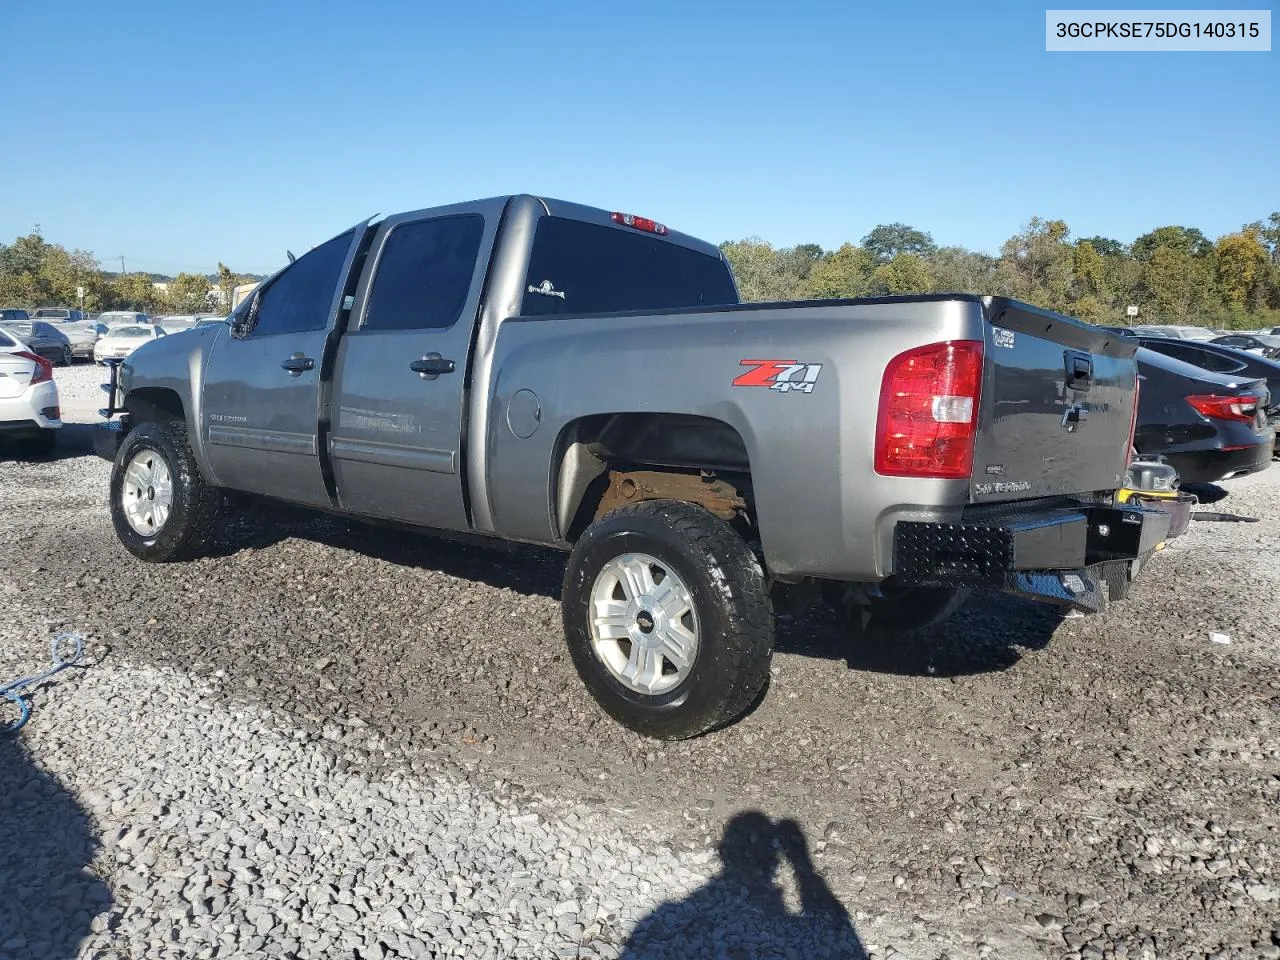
[118,255,126,277]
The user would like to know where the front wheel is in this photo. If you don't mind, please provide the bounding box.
[59,346,73,366]
[562,500,774,740]
[110,420,221,562]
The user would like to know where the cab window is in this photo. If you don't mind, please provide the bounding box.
[248,230,353,337]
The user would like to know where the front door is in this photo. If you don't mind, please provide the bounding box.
[328,202,500,530]
[201,224,370,507]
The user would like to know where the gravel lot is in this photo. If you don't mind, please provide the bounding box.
[2,363,1278,960]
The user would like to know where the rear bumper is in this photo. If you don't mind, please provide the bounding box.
[0,418,59,439]
[0,382,62,431]
[1163,436,1274,484]
[892,501,1172,613]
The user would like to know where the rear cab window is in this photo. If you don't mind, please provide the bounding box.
[361,215,484,331]
[519,217,738,317]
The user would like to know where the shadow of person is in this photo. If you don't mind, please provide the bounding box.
[0,734,112,958]
[621,812,867,960]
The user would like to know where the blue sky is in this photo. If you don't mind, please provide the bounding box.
[1,0,1275,276]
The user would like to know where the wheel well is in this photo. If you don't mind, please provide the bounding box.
[125,387,185,424]
[555,413,754,542]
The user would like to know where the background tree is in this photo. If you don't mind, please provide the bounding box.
[802,244,873,299]
[996,217,1073,311]
[1141,245,1216,321]
[168,272,215,313]
[929,246,999,294]
[1078,235,1127,258]
[6,211,1280,328]
[868,253,933,295]
[719,239,803,302]
[861,223,936,263]
[1132,225,1214,261]
[1215,228,1270,309]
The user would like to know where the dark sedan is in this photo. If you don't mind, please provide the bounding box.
[1135,337,1280,420]
[1134,347,1274,484]
[0,320,73,366]
[1210,333,1280,358]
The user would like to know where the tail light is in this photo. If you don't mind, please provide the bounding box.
[610,211,669,235]
[875,340,984,479]
[15,351,53,386]
[1186,394,1258,423]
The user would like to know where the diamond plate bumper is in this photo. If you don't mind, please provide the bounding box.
[893,502,1172,613]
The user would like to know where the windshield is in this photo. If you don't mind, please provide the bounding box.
[108,325,151,337]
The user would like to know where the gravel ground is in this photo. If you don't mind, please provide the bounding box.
[1,363,1278,960]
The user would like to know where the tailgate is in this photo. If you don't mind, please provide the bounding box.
[970,299,1137,503]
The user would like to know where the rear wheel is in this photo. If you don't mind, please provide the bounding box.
[562,500,774,740]
[110,420,221,562]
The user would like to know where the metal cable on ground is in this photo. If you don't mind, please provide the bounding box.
[1,632,85,733]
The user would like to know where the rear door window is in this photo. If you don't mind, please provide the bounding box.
[362,215,484,331]
[250,230,353,337]
[520,216,737,317]
[1195,349,1247,373]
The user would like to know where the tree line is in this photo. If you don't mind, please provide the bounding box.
[722,213,1280,328]
[4,213,1279,328]
[0,229,259,315]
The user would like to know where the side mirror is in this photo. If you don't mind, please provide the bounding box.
[230,290,261,340]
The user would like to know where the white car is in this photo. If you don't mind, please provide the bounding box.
[97,311,152,326]
[94,324,167,363]
[157,314,199,332]
[0,326,61,455]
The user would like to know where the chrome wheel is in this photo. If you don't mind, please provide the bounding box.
[120,448,174,537]
[588,552,699,695]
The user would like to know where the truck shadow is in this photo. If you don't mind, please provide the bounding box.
[0,423,98,463]
[214,501,1063,680]
[779,595,1064,678]
[620,811,867,960]
[0,735,112,959]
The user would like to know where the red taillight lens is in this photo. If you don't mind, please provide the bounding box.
[610,211,669,235]
[1186,394,1258,423]
[15,351,53,385]
[875,340,984,479]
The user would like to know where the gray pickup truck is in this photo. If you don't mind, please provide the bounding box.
[95,194,1169,738]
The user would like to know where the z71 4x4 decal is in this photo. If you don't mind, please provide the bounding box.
[732,359,824,394]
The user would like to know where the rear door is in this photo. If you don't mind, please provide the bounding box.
[200,223,372,507]
[328,200,502,530]
[970,300,1139,502]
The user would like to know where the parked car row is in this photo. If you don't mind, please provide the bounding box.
[0,307,229,368]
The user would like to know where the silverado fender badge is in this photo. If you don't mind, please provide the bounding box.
[732,359,823,394]
[527,280,566,300]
